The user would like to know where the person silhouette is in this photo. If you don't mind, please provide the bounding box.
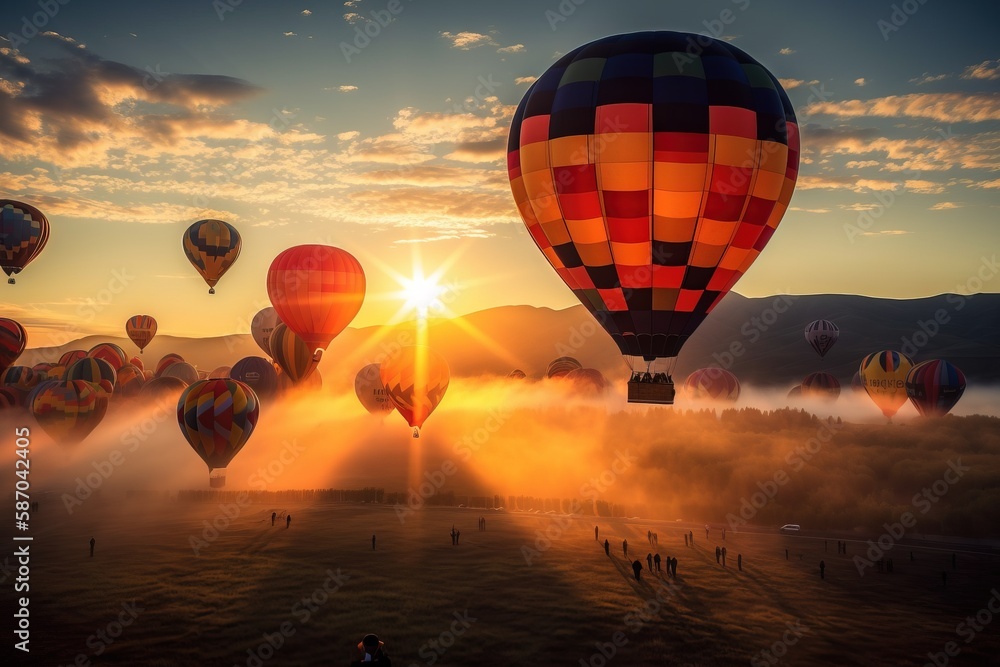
[623,539,628,558]
[286,515,291,529]
[653,553,661,572]
[632,559,642,581]
[595,525,599,541]
[372,534,376,550]
[351,633,391,665]
[456,530,460,545]
[819,560,826,579]
[271,511,276,526]
[89,537,95,557]
[738,554,742,571]
[604,539,610,556]
[646,552,653,572]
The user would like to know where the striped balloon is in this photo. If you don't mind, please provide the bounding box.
[684,368,741,402]
[88,342,127,372]
[0,199,50,284]
[0,318,27,372]
[126,315,158,353]
[804,320,839,358]
[546,356,582,379]
[31,380,109,444]
[270,323,318,383]
[115,364,146,398]
[182,219,242,294]
[905,360,966,417]
[155,353,185,378]
[860,350,913,420]
[177,379,259,487]
[66,357,117,392]
[58,349,87,367]
[801,371,840,400]
[1,365,39,391]
[380,345,449,437]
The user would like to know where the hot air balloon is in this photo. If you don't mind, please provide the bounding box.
[66,357,116,392]
[177,378,259,487]
[162,362,199,385]
[129,356,144,372]
[0,200,50,285]
[1,366,39,391]
[0,318,27,372]
[209,365,232,379]
[88,342,127,372]
[269,323,318,383]
[563,367,610,396]
[851,370,865,393]
[155,353,185,378]
[58,349,87,367]
[139,375,188,405]
[354,363,394,415]
[905,360,966,417]
[251,307,282,358]
[786,385,802,399]
[801,372,840,401]
[31,380,109,444]
[126,315,157,354]
[182,219,242,294]
[804,320,839,358]
[380,346,449,438]
[860,351,913,421]
[507,32,799,405]
[684,368,741,402]
[0,386,24,409]
[507,369,527,380]
[115,364,145,398]
[546,356,582,379]
[231,356,279,398]
[266,245,365,361]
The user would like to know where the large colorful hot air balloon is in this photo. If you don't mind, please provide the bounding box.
[801,371,840,401]
[251,307,282,358]
[905,359,966,417]
[804,320,839,358]
[88,342,127,372]
[126,315,157,354]
[1,365,39,392]
[266,245,365,361]
[58,349,87,368]
[269,323,318,383]
[177,378,259,487]
[354,363,394,415]
[546,356,582,379]
[31,380,109,444]
[66,357,117,392]
[380,346,449,438]
[0,200,50,285]
[182,219,242,294]
[0,318,27,372]
[859,350,913,421]
[115,364,145,398]
[155,353,185,378]
[230,356,279,398]
[507,32,799,404]
[684,368,741,402]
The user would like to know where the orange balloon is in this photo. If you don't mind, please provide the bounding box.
[379,346,449,438]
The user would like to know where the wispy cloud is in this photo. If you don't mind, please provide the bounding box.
[929,201,963,210]
[910,72,948,85]
[336,85,358,93]
[961,59,1000,81]
[284,31,297,37]
[854,77,866,87]
[497,44,525,54]
[779,47,795,55]
[778,78,818,90]
[514,76,537,86]
[805,93,1000,122]
[440,31,497,49]
[788,206,831,214]
[859,230,910,236]
[301,9,312,15]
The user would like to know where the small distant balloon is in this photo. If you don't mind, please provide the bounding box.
[162,362,199,385]
[0,199,50,285]
[182,219,242,294]
[126,315,157,354]
[0,318,27,372]
[801,372,841,401]
[231,356,279,398]
[684,368,741,402]
[546,357,582,379]
[860,350,913,420]
[354,363,394,415]
[155,353,185,378]
[507,369,527,380]
[380,345,449,438]
[804,320,839,358]
[905,359,966,417]
[251,307,282,358]
[88,342,127,372]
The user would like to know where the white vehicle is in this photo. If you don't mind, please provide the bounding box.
[779,524,801,532]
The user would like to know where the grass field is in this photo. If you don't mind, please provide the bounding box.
[17,497,1000,666]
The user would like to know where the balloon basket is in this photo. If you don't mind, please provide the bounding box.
[209,469,227,488]
[7,278,14,284]
[627,380,675,405]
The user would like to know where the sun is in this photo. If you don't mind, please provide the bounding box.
[400,271,446,317]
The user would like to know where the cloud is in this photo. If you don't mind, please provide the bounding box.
[343,12,363,23]
[929,201,963,210]
[854,78,866,87]
[961,59,1000,81]
[845,160,880,169]
[778,78,818,90]
[779,48,795,55]
[440,31,497,50]
[904,179,946,194]
[497,44,525,54]
[788,206,831,214]
[805,93,1000,123]
[858,230,910,236]
[910,72,948,85]
[301,9,312,15]
[443,139,506,164]
[968,178,1000,189]
[515,76,537,86]
[284,32,297,37]
[336,85,358,93]
[344,0,360,6]
[337,130,360,141]
[796,175,901,192]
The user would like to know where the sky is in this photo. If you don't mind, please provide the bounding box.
[1,0,998,344]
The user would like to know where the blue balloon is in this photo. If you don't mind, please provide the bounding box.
[230,356,279,398]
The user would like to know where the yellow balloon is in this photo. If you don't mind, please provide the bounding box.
[859,350,913,420]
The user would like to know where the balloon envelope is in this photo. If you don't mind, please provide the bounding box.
[182,219,241,294]
[563,367,610,396]
[905,359,966,417]
[354,363,394,414]
[801,372,840,401]
[251,307,282,358]
[126,315,157,353]
[32,380,109,444]
[507,32,799,393]
[162,362,199,385]
[0,318,27,372]
[66,357,116,392]
[58,349,87,367]
[88,342,127,372]
[804,320,839,358]
[684,368,741,401]
[546,356,582,379]
[860,350,913,419]
[155,353,185,378]
[266,245,365,355]
[1,365,39,391]
[0,200,50,284]
[231,356,279,398]
[380,346,449,435]
[115,364,145,398]
[177,379,259,487]
[270,323,318,383]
